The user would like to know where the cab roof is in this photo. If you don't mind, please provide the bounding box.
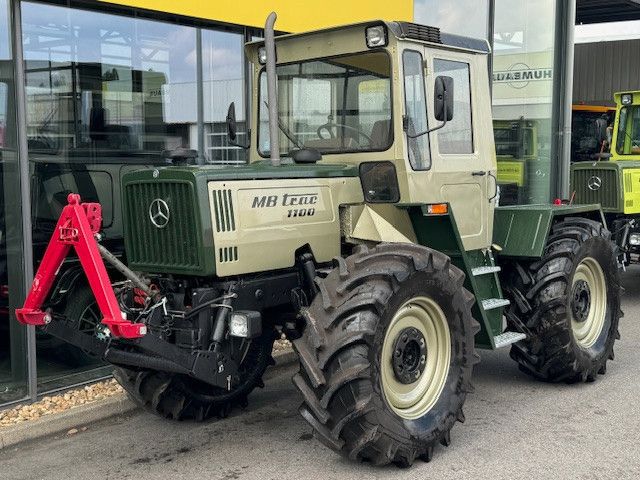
[247,20,490,55]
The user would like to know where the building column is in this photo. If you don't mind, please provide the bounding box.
[551,0,576,199]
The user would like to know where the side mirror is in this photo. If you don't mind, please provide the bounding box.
[434,76,454,122]
[226,102,237,141]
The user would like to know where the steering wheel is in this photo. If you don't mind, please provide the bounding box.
[317,122,373,145]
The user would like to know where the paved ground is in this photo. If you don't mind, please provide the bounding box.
[3,268,640,480]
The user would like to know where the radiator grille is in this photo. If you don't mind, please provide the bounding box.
[211,189,236,232]
[123,181,201,271]
[571,168,619,210]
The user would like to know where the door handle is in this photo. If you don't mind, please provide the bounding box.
[471,171,487,176]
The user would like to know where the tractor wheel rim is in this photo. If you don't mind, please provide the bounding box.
[571,257,607,348]
[381,296,451,420]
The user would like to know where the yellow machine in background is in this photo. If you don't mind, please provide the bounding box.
[572,91,640,263]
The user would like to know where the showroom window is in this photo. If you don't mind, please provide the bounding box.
[0,0,30,405]
[19,1,248,393]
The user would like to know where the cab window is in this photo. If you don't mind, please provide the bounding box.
[402,50,430,170]
[616,106,640,155]
[433,59,473,154]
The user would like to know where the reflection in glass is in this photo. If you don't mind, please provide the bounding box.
[0,0,30,405]
[492,0,557,205]
[201,30,246,163]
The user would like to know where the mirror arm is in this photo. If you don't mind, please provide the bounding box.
[404,100,448,139]
[229,129,251,150]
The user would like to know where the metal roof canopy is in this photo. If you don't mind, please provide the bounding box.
[576,0,640,24]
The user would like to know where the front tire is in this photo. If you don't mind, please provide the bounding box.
[292,244,479,467]
[505,217,621,383]
[114,329,276,421]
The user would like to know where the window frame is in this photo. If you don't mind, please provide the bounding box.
[256,49,394,158]
[616,105,640,156]
[432,57,475,156]
[402,48,432,171]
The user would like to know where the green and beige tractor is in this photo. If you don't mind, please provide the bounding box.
[571,91,640,265]
[17,14,622,467]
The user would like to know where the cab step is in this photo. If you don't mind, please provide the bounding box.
[493,331,527,349]
[472,266,501,276]
[481,298,510,311]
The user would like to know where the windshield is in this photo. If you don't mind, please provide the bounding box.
[258,51,392,157]
[616,106,640,155]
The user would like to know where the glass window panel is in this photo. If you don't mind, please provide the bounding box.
[492,0,557,205]
[201,30,246,164]
[402,50,430,169]
[258,51,392,157]
[414,0,489,40]
[0,0,29,405]
[616,106,640,155]
[20,2,202,392]
[434,59,473,154]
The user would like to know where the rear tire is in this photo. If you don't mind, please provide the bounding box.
[113,329,276,421]
[505,217,621,383]
[292,243,479,467]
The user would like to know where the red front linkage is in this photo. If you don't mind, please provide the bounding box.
[15,193,146,339]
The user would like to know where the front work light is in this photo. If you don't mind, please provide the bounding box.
[621,93,633,105]
[229,311,262,338]
[366,25,388,48]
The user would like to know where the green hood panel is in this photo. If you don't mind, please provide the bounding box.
[122,161,359,184]
[121,161,358,277]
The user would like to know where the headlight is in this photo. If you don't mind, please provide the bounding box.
[621,93,633,105]
[366,25,388,48]
[359,161,400,203]
[629,233,640,246]
[258,46,268,65]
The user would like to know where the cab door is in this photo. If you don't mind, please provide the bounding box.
[425,53,493,251]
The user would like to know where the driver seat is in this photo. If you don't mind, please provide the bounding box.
[370,120,392,150]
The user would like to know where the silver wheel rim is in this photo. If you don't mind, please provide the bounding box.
[571,257,607,348]
[381,296,451,420]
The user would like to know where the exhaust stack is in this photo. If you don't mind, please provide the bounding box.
[265,12,280,166]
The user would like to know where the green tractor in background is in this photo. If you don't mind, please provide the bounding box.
[571,91,640,265]
[494,118,551,205]
[18,14,622,467]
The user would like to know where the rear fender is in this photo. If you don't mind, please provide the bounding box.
[493,204,605,259]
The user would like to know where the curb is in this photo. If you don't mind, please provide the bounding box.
[0,347,297,450]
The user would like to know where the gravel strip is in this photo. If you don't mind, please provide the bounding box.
[1,341,294,428]
[0,379,124,427]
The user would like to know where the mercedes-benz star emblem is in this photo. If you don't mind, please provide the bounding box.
[587,175,602,191]
[149,198,170,228]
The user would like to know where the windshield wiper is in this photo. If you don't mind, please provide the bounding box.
[263,101,304,150]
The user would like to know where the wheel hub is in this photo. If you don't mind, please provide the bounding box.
[392,327,427,384]
[571,279,591,323]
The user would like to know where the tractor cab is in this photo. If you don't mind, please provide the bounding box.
[240,21,497,251]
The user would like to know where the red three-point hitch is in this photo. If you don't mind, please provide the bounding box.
[15,193,146,339]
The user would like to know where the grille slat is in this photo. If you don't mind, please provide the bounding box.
[572,168,619,210]
[212,189,236,233]
[124,181,201,271]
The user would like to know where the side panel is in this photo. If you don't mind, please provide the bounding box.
[493,204,605,259]
[210,177,363,276]
[622,168,640,214]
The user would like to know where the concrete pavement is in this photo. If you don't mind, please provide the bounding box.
[2,267,640,480]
